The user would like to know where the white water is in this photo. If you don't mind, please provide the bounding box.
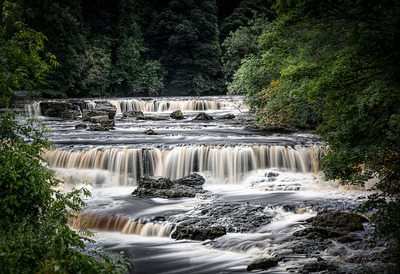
[31,96,369,273]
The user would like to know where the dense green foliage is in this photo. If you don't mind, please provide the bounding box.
[0,2,130,272]
[226,0,400,261]
[0,111,130,273]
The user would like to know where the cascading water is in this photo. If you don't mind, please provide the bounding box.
[30,95,371,273]
[46,145,320,185]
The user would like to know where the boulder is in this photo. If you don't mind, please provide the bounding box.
[216,114,235,120]
[75,123,87,129]
[93,102,117,119]
[82,109,109,121]
[311,211,367,232]
[174,173,205,189]
[40,101,77,119]
[246,258,278,271]
[122,110,144,118]
[136,115,168,121]
[89,115,110,124]
[193,112,213,120]
[142,129,158,135]
[133,174,208,199]
[88,124,109,131]
[170,110,184,120]
[171,224,226,241]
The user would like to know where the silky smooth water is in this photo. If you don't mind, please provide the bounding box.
[32,96,367,273]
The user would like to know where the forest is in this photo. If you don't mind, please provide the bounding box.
[1,0,400,272]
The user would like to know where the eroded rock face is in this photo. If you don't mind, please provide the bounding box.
[93,101,116,119]
[133,173,208,199]
[82,109,109,121]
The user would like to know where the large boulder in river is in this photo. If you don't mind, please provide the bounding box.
[216,114,235,120]
[311,211,367,232]
[133,173,208,198]
[93,101,117,119]
[193,112,213,120]
[170,110,184,120]
[171,224,226,241]
[40,101,78,119]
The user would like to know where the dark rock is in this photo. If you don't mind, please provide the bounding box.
[136,115,168,121]
[193,112,214,120]
[292,241,328,255]
[88,124,109,131]
[266,172,279,177]
[293,227,344,239]
[89,115,110,124]
[93,102,116,119]
[40,102,77,118]
[75,123,87,129]
[142,129,158,135]
[174,173,205,188]
[302,259,334,273]
[133,174,208,199]
[170,110,184,119]
[82,109,109,121]
[216,114,235,120]
[122,110,144,118]
[171,223,226,241]
[137,176,173,189]
[312,211,367,232]
[246,258,278,271]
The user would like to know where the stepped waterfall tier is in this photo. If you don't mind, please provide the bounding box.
[24,96,379,273]
[46,145,320,185]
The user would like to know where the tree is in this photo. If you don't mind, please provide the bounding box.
[273,0,400,261]
[0,1,57,105]
[0,2,130,271]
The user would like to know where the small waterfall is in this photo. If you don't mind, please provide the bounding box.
[111,99,240,113]
[24,101,42,116]
[46,145,320,186]
[70,214,175,237]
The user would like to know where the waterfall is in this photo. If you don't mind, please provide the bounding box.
[110,98,240,113]
[24,101,42,116]
[46,145,321,186]
[70,214,175,237]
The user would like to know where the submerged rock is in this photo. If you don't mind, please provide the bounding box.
[246,257,278,271]
[170,109,184,119]
[133,173,208,198]
[193,112,213,120]
[136,115,168,121]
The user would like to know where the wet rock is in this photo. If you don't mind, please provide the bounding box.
[82,109,109,121]
[122,110,144,118]
[75,123,87,129]
[216,114,235,120]
[170,110,184,119]
[93,102,116,119]
[302,258,335,273]
[193,112,213,120]
[40,101,78,119]
[88,124,109,131]
[312,211,367,232]
[142,129,158,135]
[173,173,205,188]
[266,172,279,178]
[171,223,226,241]
[246,257,278,271]
[137,115,168,121]
[133,174,208,198]
[293,227,344,240]
[89,115,110,124]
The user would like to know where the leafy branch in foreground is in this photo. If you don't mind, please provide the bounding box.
[0,110,130,273]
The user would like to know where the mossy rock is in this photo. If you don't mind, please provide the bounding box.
[247,257,278,271]
[171,224,226,241]
[312,211,367,232]
[170,109,184,119]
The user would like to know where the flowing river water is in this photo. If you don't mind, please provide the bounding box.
[27,96,372,273]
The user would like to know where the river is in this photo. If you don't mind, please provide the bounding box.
[27,96,370,273]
